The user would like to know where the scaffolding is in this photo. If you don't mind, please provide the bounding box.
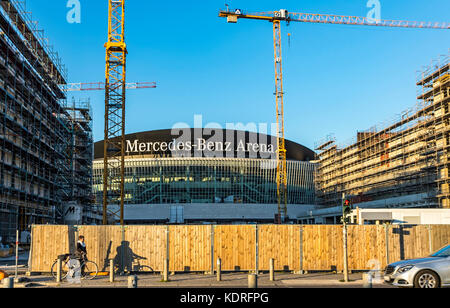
[416,52,450,209]
[61,98,97,221]
[0,1,94,241]
[315,51,450,209]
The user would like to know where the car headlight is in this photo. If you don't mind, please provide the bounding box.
[397,265,414,274]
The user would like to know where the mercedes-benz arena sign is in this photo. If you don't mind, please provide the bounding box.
[94,128,315,161]
[93,128,316,224]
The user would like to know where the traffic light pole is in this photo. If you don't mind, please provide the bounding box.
[342,192,349,283]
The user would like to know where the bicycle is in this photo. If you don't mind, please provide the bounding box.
[131,257,154,274]
[51,254,98,281]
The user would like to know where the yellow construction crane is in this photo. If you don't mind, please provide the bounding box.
[103,0,127,225]
[219,8,449,224]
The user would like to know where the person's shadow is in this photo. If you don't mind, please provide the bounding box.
[113,241,146,274]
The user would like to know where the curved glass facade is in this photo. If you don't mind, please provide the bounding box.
[93,157,316,205]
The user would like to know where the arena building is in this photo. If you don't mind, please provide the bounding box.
[93,128,317,223]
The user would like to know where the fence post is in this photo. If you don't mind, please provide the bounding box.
[363,272,373,288]
[74,226,79,258]
[163,259,169,282]
[385,224,390,266]
[217,258,222,282]
[343,224,349,282]
[2,277,13,288]
[128,275,138,288]
[427,225,433,254]
[269,258,275,281]
[255,224,259,275]
[211,225,214,275]
[248,274,258,288]
[27,226,33,274]
[165,225,170,280]
[56,258,62,283]
[109,259,114,283]
[299,225,304,274]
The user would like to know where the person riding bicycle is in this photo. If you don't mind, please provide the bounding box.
[51,235,98,281]
[75,235,87,274]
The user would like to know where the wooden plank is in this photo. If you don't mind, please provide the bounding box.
[29,225,70,272]
[258,225,300,271]
[386,225,429,264]
[214,225,255,271]
[388,225,401,262]
[347,225,385,270]
[302,225,342,271]
[168,225,211,272]
[377,225,388,269]
[431,225,450,251]
[124,226,166,272]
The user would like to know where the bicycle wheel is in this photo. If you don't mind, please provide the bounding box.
[139,265,154,274]
[81,261,98,280]
[51,260,69,280]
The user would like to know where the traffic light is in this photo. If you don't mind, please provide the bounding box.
[342,199,352,224]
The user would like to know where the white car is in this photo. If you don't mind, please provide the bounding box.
[384,244,450,288]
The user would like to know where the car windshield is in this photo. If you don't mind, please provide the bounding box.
[430,245,450,258]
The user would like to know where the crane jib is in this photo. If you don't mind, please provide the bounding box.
[219,9,449,29]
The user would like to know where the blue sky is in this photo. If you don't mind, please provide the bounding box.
[25,0,449,150]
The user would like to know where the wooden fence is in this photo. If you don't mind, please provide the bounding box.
[28,224,450,273]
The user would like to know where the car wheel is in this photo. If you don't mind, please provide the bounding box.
[414,270,440,288]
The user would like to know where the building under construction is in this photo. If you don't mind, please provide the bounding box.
[61,98,100,226]
[315,52,450,213]
[0,0,97,242]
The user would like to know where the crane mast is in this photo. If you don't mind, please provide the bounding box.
[219,8,449,224]
[273,20,288,223]
[103,0,127,225]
